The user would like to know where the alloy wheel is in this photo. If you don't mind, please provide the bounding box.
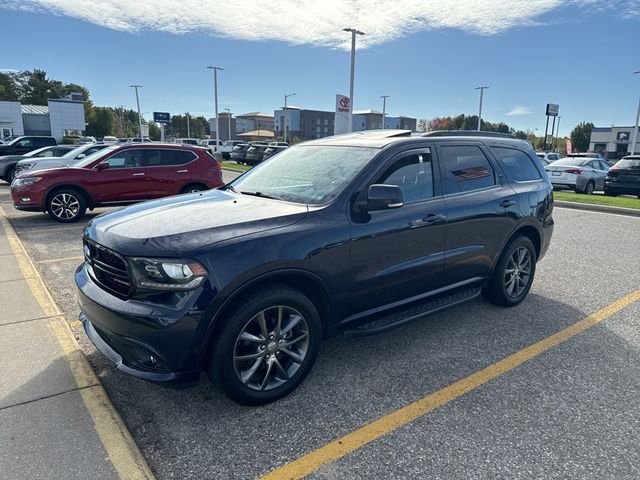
[50,193,80,220]
[233,305,310,391]
[504,246,532,298]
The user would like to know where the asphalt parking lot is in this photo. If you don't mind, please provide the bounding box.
[1,178,640,480]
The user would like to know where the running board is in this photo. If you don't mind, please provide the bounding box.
[343,287,481,337]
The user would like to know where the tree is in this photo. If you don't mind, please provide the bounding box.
[417,118,428,133]
[0,72,20,101]
[85,107,116,138]
[569,121,594,153]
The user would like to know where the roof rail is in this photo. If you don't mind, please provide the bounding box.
[421,130,516,139]
[331,129,412,140]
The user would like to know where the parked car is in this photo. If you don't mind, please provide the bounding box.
[262,145,287,161]
[102,136,118,144]
[604,155,640,198]
[230,143,250,163]
[545,156,610,194]
[78,136,97,145]
[15,144,111,175]
[220,140,245,159]
[1,143,71,183]
[268,141,289,148]
[536,152,562,166]
[11,143,224,223]
[0,136,57,159]
[199,139,223,154]
[74,130,553,404]
[244,144,270,165]
[174,138,200,146]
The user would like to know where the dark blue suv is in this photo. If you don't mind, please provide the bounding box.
[76,130,554,404]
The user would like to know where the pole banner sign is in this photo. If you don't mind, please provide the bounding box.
[334,94,351,135]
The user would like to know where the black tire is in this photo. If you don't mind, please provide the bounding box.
[46,188,87,223]
[207,284,321,405]
[584,181,595,195]
[5,166,16,184]
[482,235,537,307]
[604,189,617,197]
[181,184,207,194]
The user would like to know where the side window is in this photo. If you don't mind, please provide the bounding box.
[34,149,54,157]
[439,145,497,194]
[105,150,143,168]
[378,151,434,203]
[16,138,33,147]
[598,160,609,171]
[491,146,542,182]
[144,149,163,166]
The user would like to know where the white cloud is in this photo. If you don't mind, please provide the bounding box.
[3,0,638,49]
[506,106,534,116]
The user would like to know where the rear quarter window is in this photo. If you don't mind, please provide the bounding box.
[491,146,542,182]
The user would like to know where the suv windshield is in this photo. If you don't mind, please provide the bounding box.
[74,145,120,167]
[551,158,589,166]
[229,145,377,205]
[616,158,640,168]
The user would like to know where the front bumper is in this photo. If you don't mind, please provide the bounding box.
[10,183,46,210]
[75,262,210,387]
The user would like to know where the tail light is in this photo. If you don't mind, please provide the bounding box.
[564,168,582,174]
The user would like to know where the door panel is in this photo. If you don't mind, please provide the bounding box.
[349,149,447,314]
[437,143,518,285]
[88,149,149,203]
[144,149,195,198]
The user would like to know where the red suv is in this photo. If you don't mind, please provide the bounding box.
[11,143,224,222]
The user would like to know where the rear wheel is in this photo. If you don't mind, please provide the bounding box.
[47,189,87,223]
[483,236,537,307]
[207,284,321,405]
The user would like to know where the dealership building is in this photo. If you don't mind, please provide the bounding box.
[0,94,86,141]
[589,126,640,161]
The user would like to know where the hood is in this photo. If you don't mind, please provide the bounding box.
[18,158,71,171]
[84,189,308,256]
[17,165,85,178]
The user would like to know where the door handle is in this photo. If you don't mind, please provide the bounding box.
[410,213,444,227]
[132,172,145,176]
[177,169,188,173]
[500,199,516,208]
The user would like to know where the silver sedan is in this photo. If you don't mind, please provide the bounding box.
[545,157,610,194]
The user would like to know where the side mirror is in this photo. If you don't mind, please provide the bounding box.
[361,184,404,211]
[77,154,86,159]
[96,162,109,171]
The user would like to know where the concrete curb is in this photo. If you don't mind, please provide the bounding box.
[554,200,640,218]
[0,207,156,480]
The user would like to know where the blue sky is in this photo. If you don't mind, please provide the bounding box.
[1,0,639,136]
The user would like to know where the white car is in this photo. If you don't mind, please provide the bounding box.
[200,139,224,154]
[536,152,562,166]
[545,155,611,194]
[15,143,110,175]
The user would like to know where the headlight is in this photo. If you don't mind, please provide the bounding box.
[129,257,208,290]
[12,176,41,187]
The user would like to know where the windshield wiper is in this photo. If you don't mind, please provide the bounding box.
[240,190,284,201]
[224,184,238,193]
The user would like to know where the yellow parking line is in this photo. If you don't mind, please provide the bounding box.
[0,207,155,480]
[260,290,640,480]
[36,255,84,265]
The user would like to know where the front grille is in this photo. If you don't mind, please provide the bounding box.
[84,238,133,298]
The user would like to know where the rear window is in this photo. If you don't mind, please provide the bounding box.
[491,147,542,181]
[439,145,497,194]
[552,158,590,166]
[615,159,640,168]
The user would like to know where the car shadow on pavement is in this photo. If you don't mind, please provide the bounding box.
[72,293,640,479]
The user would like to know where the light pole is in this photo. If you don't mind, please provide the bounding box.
[554,116,562,152]
[129,85,143,140]
[186,112,190,138]
[343,28,365,133]
[380,95,389,129]
[206,66,223,152]
[224,108,231,141]
[283,93,296,142]
[475,86,489,131]
[631,70,640,155]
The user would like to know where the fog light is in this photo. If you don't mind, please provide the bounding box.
[21,197,31,202]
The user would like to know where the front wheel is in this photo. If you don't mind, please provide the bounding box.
[207,284,321,405]
[483,236,537,307]
[47,189,87,223]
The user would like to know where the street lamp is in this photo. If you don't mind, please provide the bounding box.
[186,112,190,138]
[380,95,389,129]
[129,85,143,140]
[224,108,231,141]
[283,93,296,142]
[631,70,640,155]
[475,86,489,131]
[343,27,365,133]
[206,66,223,152]
[554,116,562,152]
